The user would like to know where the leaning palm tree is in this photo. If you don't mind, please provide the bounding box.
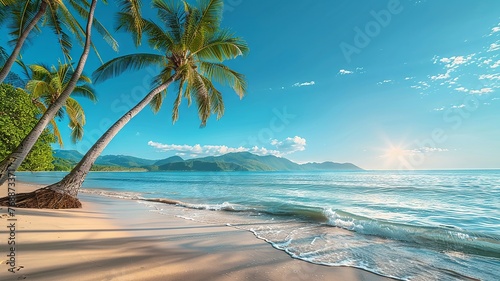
[0,0,140,84]
[4,0,248,209]
[25,61,97,146]
[0,0,144,186]
[0,0,99,187]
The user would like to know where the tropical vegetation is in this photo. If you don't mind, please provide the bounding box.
[3,0,248,209]
[0,84,55,171]
[22,61,97,146]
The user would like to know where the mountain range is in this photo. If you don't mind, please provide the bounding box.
[53,150,362,172]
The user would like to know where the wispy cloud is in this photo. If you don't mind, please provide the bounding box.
[469,88,494,94]
[479,74,500,80]
[491,60,500,68]
[292,81,316,87]
[433,107,445,111]
[489,23,500,36]
[377,80,393,85]
[408,147,449,155]
[338,69,354,75]
[431,69,453,80]
[148,136,307,158]
[455,87,469,92]
[488,42,500,52]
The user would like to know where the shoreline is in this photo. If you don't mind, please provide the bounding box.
[0,182,396,281]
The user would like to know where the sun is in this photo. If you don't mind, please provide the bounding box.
[385,146,408,159]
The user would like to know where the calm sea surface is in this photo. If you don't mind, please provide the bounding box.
[17,170,500,280]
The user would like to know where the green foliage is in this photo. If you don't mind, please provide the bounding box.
[0,83,54,171]
[94,0,249,128]
[2,0,119,64]
[25,61,97,147]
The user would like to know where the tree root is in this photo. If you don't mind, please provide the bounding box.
[0,188,82,209]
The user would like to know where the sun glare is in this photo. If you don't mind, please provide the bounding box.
[385,146,407,159]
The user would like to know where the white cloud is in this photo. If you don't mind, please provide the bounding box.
[433,107,445,111]
[431,69,452,80]
[148,141,248,157]
[405,77,414,80]
[479,74,500,80]
[293,81,316,87]
[455,87,469,92]
[437,54,475,69]
[489,42,500,52]
[491,60,500,68]
[148,136,307,158]
[492,98,500,101]
[404,147,449,156]
[270,136,306,154]
[469,88,494,94]
[483,58,493,65]
[339,69,354,75]
[451,104,466,109]
[377,79,393,85]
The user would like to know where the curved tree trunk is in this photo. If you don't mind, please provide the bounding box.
[0,76,177,209]
[48,77,176,198]
[0,0,97,186]
[0,1,48,83]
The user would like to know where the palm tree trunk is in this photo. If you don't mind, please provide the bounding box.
[0,1,48,83]
[48,76,177,199]
[0,0,97,186]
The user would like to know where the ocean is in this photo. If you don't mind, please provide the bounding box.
[16,170,500,281]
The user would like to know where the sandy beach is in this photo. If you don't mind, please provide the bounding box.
[0,182,395,281]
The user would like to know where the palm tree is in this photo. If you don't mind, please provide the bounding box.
[0,0,144,186]
[0,0,131,84]
[25,61,97,146]
[0,0,99,188]
[6,0,248,209]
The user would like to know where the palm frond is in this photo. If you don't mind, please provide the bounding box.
[56,62,71,85]
[44,5,73,63]
[67,0,119,51]
[143,19,176,53]
[149,90,166,113]
[0,0,18,6]
[72,84,97,102]
[49,118,63,147]
[152,0,184,42]
[200,75,224,119]
[93,53,166,83]
[8,1,39,46]
[184,0,223,48]
[199,62,246,98]
[65,97,86,143]
[15,59,32,81]
[26,79,50,99]
[116,0,143,46]
[172,78,185,123]
[115,12,144,48]
[0,46,8,65]
[189,72,210,127]
[194,29,249,61]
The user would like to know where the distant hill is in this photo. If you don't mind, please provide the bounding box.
[53,150,362,172]
[301,162,361,171]
[53,150,84,162]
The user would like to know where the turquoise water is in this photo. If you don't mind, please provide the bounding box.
[17,170,500,280]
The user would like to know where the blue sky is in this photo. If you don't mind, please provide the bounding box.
[2,0,500,170]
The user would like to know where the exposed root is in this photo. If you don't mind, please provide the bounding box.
[0,188,82,209]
